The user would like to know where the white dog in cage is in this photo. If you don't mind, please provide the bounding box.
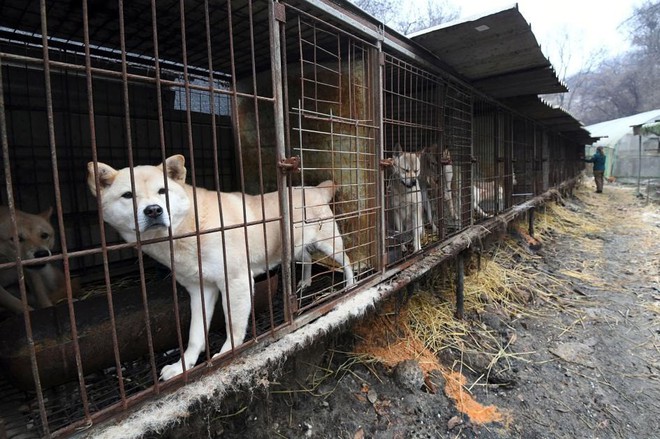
[472,171,516,218]
[87,155,354,381]
[387,144,424,253]
[472,180,504,218]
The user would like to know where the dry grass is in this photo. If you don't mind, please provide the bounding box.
[352,299,512,426]
[351,226,578,426]
[349,183,655,425]
[305,182,659,426]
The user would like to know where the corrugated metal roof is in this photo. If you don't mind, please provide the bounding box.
[502,96,595,145]
[409,5,595,145]
[408,5,567,98]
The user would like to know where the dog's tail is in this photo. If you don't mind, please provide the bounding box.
[316,180,337,202]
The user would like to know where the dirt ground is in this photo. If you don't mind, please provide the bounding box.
[164,182,660,439]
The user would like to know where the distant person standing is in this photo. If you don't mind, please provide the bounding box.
[583,146,606,193]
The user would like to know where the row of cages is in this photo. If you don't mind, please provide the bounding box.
[0,0,584,437]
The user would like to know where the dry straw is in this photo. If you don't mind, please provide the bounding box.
[350,191,610,425]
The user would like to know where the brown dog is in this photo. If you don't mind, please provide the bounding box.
[0,206,69,313]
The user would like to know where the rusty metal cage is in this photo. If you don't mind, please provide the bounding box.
[0,0,589,437]
[512,116,536,203]
[472,98,519,220]
[284,9,378,312]
[381,53,474,266]
[443,81,472,231]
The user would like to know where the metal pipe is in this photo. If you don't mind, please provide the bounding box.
[638,132,642,196]
[270,1,293,322]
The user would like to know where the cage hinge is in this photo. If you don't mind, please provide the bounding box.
[278,156,300,173]
[274,2,286,22]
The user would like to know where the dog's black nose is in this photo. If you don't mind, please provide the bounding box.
[144,204,163,218]
[34,249,51,259]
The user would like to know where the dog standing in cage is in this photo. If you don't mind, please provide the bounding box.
[472,170,517,218]
[472,180,504,218]
[87,155,354,381]
[0,206,68,314]
[420,144,458,232]
[387,144,424,253]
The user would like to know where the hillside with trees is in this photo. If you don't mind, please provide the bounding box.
[547,1,660,125]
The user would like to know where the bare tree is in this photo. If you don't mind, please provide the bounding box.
[550,1,660,125]
[351,0,398,25]
[623,0,660,56]
[543,26,606,113]
[393,0,459,35]
[623,1,660,112]
[349,0,458,35]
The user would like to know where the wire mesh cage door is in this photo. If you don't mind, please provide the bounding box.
[443,82,472,231]
[285,13,378,314]
[512,117,536,203]
[382,53,449,265]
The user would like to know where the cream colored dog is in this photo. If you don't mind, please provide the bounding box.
[472,171,516,218]
[472,180,504,218]
[0,206,63,313]
[87,155,354,380]
[387,145,424,253]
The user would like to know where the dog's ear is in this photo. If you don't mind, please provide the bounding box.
[87,162,118,196]
[394,143,402,156]
[162,155,187,183]
[38,206,53,220]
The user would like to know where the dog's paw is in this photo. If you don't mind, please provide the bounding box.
[160,362,185,381]
[297,279,312,291]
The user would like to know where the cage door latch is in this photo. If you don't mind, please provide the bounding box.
[379,158,394,169]
[278,156,300,173]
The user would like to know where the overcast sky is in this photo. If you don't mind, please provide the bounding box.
[448,0,642,75]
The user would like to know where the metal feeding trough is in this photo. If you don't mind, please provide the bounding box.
[0,271,279,391]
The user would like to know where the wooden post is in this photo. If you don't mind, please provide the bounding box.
[398,282,414,311]
[528,206,535,237]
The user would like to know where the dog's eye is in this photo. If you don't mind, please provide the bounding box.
[121,191,133,199]
[41,232,50,240]
[158,188,167,195]
[17,235,25,243]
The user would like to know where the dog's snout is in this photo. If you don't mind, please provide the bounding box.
[33,249,51,259]
[144,204,163,218]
